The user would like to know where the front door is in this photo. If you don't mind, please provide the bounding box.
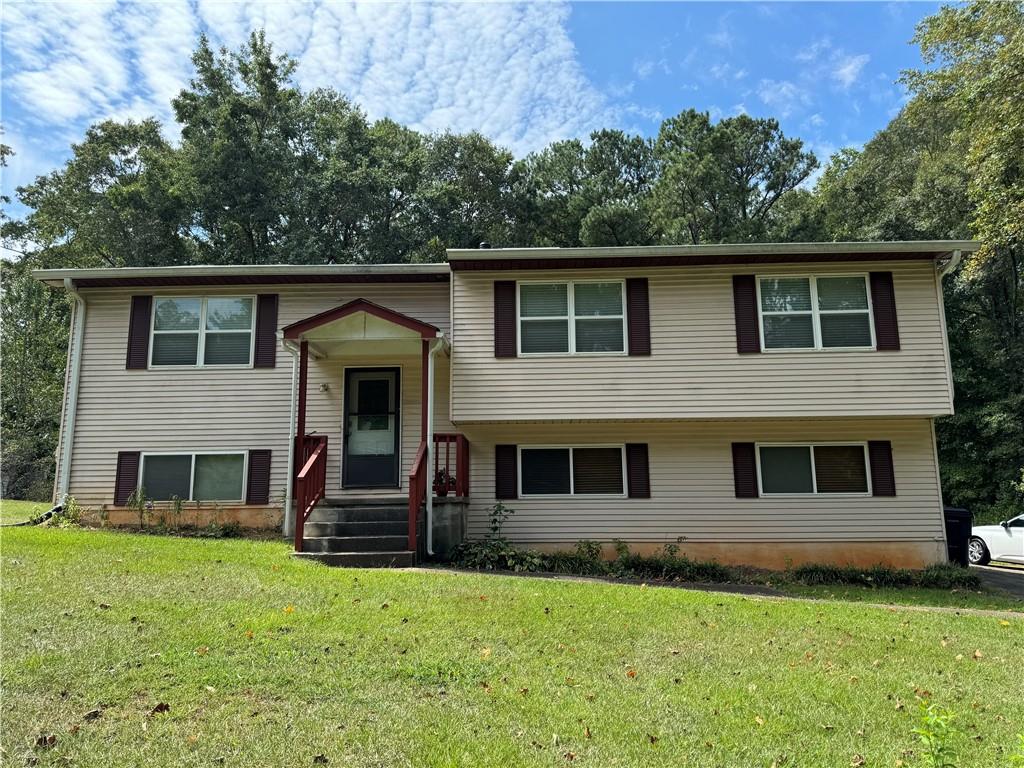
[343,368,400,488]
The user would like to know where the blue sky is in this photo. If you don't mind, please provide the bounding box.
[2,1,940,210]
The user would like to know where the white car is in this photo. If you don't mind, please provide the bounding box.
[969,514,1024,565]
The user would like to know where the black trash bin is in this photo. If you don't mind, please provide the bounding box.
[943,506,973,567]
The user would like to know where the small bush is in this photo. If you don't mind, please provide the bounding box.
[916,564,981,590]
[618,553,733,583]
[52,496,82,528]
[788,563,980,591]
[574,539,603,561]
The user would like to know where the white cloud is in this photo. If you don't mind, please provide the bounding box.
[756,79,810,118]
[832,54,870,89]
[1,0,613,179]
[796,37,832,63]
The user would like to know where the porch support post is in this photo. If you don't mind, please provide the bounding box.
[420,339,429,443]
[295,340,309,475]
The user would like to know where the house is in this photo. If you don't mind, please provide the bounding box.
[34,240,976,569]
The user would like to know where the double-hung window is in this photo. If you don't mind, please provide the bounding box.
[140,452,246,501]
[151,296,255,367]
[518,281,625,355]
[758,275,874,350]
[519,445,626,496]
[757,443,870,495]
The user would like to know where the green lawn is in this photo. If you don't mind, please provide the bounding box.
[3,528,1023,767]
[779,582,1024,612]
[0,499,50,525]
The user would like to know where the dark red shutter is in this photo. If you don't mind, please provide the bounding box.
[495,444,518,499]
[731,442,759,498]
[494,281,517,358]
[246,449,272,504]
[870,272,901,351]
[114,451,141,505]
[732,275,761,354]
[868,440,896,496]
[625,443,651,498]
[626,278,651,356]
[253,294,279,368]
[126,296,153,369]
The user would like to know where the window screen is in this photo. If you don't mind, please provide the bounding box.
[572,447,624,494]
[813,445,868,493]
[193,454,245,501]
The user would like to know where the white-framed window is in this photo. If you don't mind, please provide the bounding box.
[757,275,874,351]
[756,443,871,496]
[518,445,626,497]
[150,296,255,367]
[517,280,626,355]
[139,452,247,502]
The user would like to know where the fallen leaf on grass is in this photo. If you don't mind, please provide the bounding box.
[851,755,865,767]
[563,752,576,761]
[973,649,983,660]
[98,603,111,610]
[34,733,57,749]
[149,703,170,716]
[313,755,329,765]
[647,734,659,745]
[755,716,765,727]
[625,668,637,679]
[244,630,254,639]
[83,708,102,721]
[283,605,295,614]
[480,647,492,659]
[999,620,1010,627]
[205,686,217,693]
[584,726,592,739]
[195,647,209,656]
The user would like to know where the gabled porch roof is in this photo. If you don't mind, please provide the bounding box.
[281,299,443,357]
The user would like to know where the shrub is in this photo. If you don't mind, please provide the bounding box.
[52,496,82,528]
[574,540,602,561]
[617,553,733,583]
[788,563,980,591]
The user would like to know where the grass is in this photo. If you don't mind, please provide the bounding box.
[0,499,50,526]
[779,583,1024,612]
[2,527,1023,767]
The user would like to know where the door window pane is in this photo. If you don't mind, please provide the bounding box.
[205,297,253,330]
[152,333,200,365]
[572,448,624,494]
[154,298,200,330]
[141,455,192,500]
[574,282,622,316]
[521,449,571,495]
[813,446,868,493]
[575,319,624,352]
[819,314,872,348]
[521,319,570,353]
[520,284,568,317]
[760,278,811,312]
[759,446,814,494]
[763,315,815,349]
[204,333,251,364]
[193,454,245,500]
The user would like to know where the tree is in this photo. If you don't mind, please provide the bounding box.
[653,110,818,244]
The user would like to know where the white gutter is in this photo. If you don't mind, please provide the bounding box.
[56,278,86,502]
[424,334,445,556]
[282,337,300,539]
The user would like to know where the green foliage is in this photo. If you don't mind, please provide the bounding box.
[913,701,959,768]
[573,539,602,561]
[52,496,82,529]
[788,563,980,591]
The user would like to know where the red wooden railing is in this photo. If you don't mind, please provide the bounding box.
[293,434,328,552]
[432,433,470,497]
[407,433,470,554]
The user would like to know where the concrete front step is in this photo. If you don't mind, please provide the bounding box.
[307,505,407,523]
[301,535,409,553]
[304,520,407,537]
[293,551,416,568]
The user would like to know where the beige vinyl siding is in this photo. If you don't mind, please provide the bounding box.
[65,283,451,507]
[461,417,945,544]
[450,261,952,422]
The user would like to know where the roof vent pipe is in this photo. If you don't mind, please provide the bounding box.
[478,241,491,249]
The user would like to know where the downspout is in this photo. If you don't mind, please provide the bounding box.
[939,249,962,278]
[425,335,443,556]
[282,337,300,539]
[56,278,86,502]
